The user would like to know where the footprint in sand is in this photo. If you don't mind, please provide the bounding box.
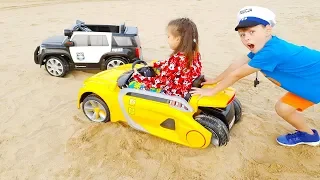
[134,150,162,179]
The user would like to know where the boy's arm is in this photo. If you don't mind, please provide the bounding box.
[206,55,251,84]
[192,48,279,98]
[191,63,259,98]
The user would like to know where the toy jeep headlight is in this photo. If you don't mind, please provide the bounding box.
[39,45,45,54]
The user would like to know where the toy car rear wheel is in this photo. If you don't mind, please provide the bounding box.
[233,97,242,123]
[82,94,110,123]
[105,57,127,69]
[45,56,69,77]
[195,114,229,146]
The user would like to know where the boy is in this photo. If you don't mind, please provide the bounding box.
[190,6,320,147]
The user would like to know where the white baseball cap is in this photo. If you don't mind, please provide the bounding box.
[234,6,276,31]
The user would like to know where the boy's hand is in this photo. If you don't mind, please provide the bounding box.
[190,87,215,99]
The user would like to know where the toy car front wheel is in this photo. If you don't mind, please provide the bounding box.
[82,94,111,123]
[233,97,242,123]
[195,114,229,146]
[105,57,127,69]
[45,56,69,77]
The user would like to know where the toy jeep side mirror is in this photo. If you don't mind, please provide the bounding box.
[64,40,74,47]
[64,29,73,38]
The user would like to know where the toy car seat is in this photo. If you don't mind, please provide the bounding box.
[138,66,156,77]
[191,75,205,88]
[184,75,205,101]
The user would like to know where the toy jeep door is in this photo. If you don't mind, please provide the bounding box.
[69,32,112,64]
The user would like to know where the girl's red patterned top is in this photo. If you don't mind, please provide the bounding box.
[133,51,202,97]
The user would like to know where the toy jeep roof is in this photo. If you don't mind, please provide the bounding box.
[34,20,143,77]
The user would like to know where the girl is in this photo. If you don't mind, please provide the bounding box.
[129,17,202,99]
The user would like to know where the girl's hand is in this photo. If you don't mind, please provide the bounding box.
[133,68,139,75]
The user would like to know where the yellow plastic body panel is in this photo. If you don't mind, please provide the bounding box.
[77,64,236,149]
[189,84,236,108]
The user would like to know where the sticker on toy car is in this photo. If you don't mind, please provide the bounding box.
[129,98,136,105]
[112,48,123,52]
[128,107,135,115]
[76,52,85,61]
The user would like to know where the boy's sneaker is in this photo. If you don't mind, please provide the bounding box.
[276,129,320,147]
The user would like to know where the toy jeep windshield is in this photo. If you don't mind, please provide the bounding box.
[34,20,143,77]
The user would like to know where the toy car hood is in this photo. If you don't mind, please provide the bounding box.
[83,64,133,90]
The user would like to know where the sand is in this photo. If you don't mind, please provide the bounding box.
[0,0,319,179]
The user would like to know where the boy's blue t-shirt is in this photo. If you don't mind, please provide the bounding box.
[247,35,320,104]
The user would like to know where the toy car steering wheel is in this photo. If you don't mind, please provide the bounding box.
[132,60,156,77]
[132,60,148,69]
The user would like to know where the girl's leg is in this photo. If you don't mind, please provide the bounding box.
[129,81,162,93]
[129,81,146,90]
[129,81,186,109]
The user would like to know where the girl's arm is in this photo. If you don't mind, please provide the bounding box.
[132,72,164,89]
[132,60,169,89]
[152,58,168,68]
[132,58,170,88]
[164,54,201,97]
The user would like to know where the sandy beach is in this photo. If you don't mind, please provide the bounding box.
[0,0,319,179]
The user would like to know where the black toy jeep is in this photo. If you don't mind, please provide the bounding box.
[34,20,143,77]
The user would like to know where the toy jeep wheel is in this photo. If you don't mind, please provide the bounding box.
[45,56,69,77]
[105,57,127,69]
[82,94,111,123]
[195,114,229,146]
[233,97,242,123]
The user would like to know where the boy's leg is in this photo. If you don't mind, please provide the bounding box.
[275,92,320,146]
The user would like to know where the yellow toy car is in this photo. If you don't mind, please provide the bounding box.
[77,60,242,148]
